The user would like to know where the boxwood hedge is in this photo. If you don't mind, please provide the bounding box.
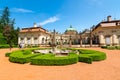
[9,50,39,64]
[101,46,120,50]
[31,53,78,65]
[5,52,11,57]
[78,49,106,64]
[6,48,106,65]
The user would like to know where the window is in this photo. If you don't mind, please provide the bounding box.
[20,38,24,43]
[105,37,110,46]
[42,38,45,44]
[98,31,104,33]
[112,30,117,33]
[21,38,24,40]
[27,38,31,44]
[34,37,38,44]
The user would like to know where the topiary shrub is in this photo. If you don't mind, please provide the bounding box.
[5,52,11,57]
[6,48,106,65]
[115,46,120,50]
[22,50,31,55]
[9,50,38,64]
[78,49,106,63]
[106,46,116,50]
[78,55,92,64]
[101,46,107,49]
[31,53,78,65]
[101,46,120,50]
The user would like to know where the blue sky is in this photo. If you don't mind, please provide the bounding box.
[0,0,120,33]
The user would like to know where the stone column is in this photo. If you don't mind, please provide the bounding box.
[45,36,48,47]
[90,30,92,47]
[39,34,41,47]
[52,29,57,52]
[31,35,34,46]
[79,32,82,47]
[69,35,72,47]
[53,29,56,45]
[112,34,117,46]
[18,36,21,44]
[99,34,104,46]
[60,35,63,48]
[24,36,27,47]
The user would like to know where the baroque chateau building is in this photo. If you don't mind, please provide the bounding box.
[18,16,120,47]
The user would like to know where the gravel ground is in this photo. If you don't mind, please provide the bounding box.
[0,48,120,80]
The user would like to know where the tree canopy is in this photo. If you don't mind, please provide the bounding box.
[0,7,19,49]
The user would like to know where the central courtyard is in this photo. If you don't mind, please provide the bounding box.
[0,48,120,80]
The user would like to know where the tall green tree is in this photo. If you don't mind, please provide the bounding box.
[0,7,10,32]
[3,25,14,50]
[13,27,20,45]
[0,7,19,49]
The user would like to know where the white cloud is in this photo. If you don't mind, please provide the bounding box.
[39,16,59,25]
[11,8,33,13]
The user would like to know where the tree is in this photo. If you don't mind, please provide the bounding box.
[3,25,14,50]
[0,7,10,32]
[13,27,20,45]
[0,7,18,50]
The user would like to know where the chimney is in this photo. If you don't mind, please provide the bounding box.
[107,15,112,21]
[34,23,37,27]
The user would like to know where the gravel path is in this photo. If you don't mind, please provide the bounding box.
[0,48,120,80]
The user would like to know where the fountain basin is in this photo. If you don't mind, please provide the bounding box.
[33,49,70,56]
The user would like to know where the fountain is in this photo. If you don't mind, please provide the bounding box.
[33,29,70,56]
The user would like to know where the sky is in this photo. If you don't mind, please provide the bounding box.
[0,0,120,33]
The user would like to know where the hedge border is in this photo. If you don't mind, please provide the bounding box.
[9,50,39,64]
[30,53,78,66]
[101,46,120,50]
[7,48,106,65]
[78,49,106,64]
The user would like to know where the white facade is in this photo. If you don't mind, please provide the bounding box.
[18,27,50,46]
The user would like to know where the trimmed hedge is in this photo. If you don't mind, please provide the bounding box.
[107,46,116,50]
[9,50,39,64]
[31,53,78,65]
[78,49,106,64]
[5,52,11,57]
[115,46,120,50]
[6,48,106,65]
[0,45,18,49]
[101,46,120,50]
[78,55,92,64]
[101,46,107,49]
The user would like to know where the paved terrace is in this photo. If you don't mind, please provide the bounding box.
[0,48,120,80]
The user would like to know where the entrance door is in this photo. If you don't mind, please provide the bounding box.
[105,37,110,46]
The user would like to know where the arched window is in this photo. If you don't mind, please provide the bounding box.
[42,38,45,44]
